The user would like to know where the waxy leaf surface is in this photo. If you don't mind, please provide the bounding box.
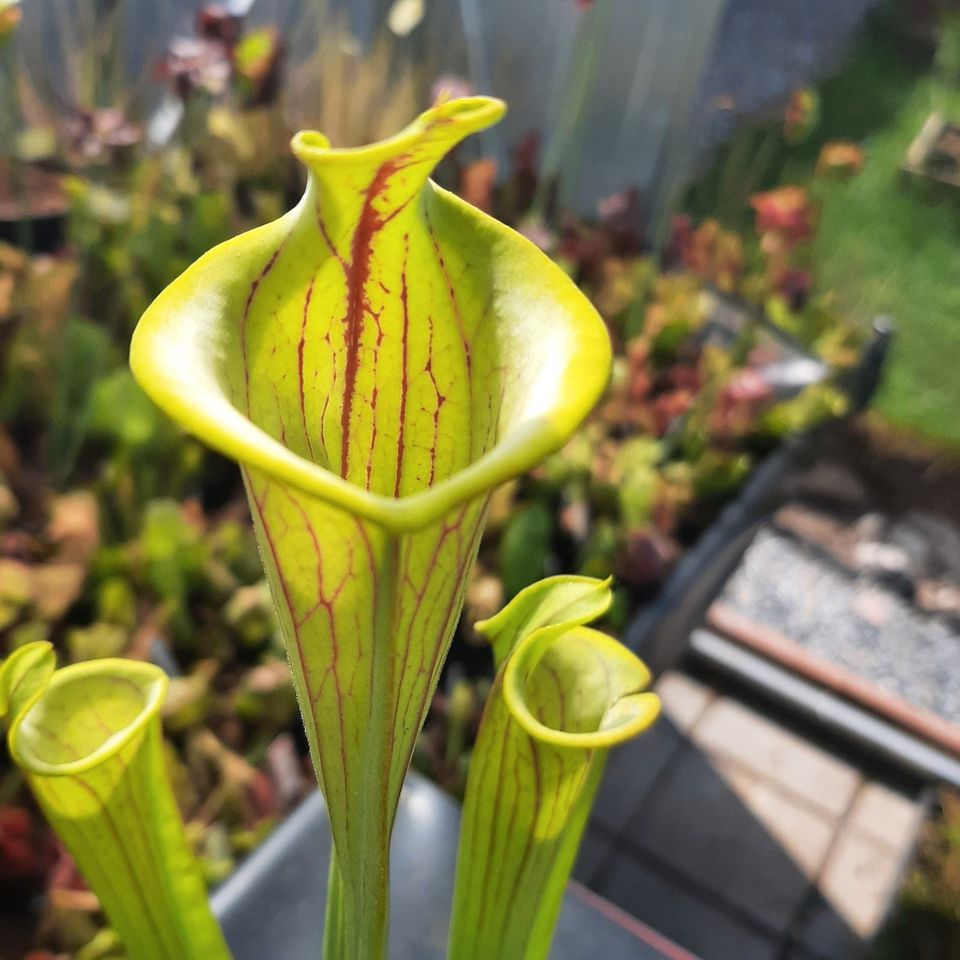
[131,98,612,959]
[449,577,661,960]
[2,643,230,960]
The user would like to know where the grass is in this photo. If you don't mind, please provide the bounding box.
[689,14,960,450]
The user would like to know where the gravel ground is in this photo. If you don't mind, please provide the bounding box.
[722,527,960,724]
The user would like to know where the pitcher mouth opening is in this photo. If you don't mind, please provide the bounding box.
[10,661,167,777]
[502,626,660,749]
[130,100,611,534]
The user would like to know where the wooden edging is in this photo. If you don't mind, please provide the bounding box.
[706,602,960,758]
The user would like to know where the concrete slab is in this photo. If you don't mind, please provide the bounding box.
[592,716,684,833]
[574,824,615,886]
[691,696,862,817]
[656,671,715,733]
[592,671,714,835]
[629,744,827,931]
[716,757,835,880]
[795,828,903,958]
[781,948,830,960]
[845,781,924,852]
[585,670,925,960]
[595,853,780,960]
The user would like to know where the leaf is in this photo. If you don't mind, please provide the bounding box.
[232,28,283,106]
[32,563,88,621]
[0,0,20,45]
[66,622,128,662]
[449,577,660,960]
[0,558,88,623]
[139,498,208,602]
[2,644,231,960]
[88,369,170,451]
[0,640,54,725]
[47,491,100,565]
[131,98,611,960]
[498,501,554,599]
[783,88,820,144]
[668,217,744,293]
[611,436,660,529]
[46,318,115,484]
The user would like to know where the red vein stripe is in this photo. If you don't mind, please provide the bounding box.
[297,276,317,461]
[245,474,353,869]
[240,240,287,413]
[394,235,411,497]
[338,155,412,482]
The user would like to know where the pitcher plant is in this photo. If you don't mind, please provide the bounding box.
[129,95,616,960]
[0,642,231,960]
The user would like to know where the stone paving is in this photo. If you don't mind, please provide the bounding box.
[576,670,927,960]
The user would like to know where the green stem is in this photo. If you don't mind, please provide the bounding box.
[323,847,348,960]
[330,531,399,960]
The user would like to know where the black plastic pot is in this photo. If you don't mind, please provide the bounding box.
[0,163,69,254]
[211,773,693,960]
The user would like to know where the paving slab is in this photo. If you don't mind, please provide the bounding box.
[691,695,862,817]
[592,716,684,834]
[656,671,715,733]
[796,828,904,957]
[592,670,712,834]
[587,668,926,960]
[781,948,829,960]
[715,757,836,880]
[628,743,828,931]
[574,824,616,886]
[595,852,780,960]
[846,781,925,852]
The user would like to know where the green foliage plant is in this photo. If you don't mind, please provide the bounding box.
[1,96,658,960]
[449,575,659,960]
[0,641,230,960]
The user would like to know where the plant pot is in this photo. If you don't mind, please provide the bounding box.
[211,772,694,960]
[0,162,69,254]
